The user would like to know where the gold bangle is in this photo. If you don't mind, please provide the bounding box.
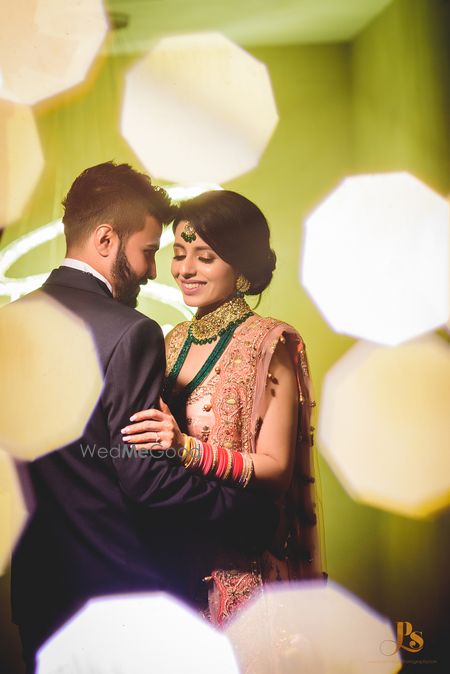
[238,453,249,486]
[223,449,233,480]
[182,435,195,467]
[180,433,189,463]
[242,455,254,488]
[191,438,202,468]
[211,445,218,475]
[185,439,197,469]
[181,435,204,471]
[180,444,189,465]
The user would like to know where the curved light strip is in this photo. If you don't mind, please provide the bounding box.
[0,183,222,311]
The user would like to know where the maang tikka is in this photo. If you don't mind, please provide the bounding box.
[181,221,197,244]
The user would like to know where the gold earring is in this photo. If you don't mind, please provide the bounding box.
[236,274,250,294]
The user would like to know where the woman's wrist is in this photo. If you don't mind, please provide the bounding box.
[180,434,254,488]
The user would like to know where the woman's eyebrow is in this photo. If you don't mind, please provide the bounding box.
[173,243,214,252]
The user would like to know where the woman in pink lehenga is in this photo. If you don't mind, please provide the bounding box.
[122,190,325,626]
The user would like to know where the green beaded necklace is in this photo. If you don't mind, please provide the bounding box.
[163,299,253,404]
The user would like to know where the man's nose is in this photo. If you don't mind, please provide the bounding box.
[147,261,157,281]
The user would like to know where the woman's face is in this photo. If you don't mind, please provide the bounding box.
[171,221,238,315]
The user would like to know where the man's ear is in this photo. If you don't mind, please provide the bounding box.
[93,224,118,258]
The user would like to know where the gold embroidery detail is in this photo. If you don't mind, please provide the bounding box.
[299,345,309,378]
[165,321,190,375]
[186,375,218,405]
[201,425,210,442]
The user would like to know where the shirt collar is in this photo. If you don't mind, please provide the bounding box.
[61,258,113,294]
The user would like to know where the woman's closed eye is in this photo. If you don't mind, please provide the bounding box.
[173,254,214,263]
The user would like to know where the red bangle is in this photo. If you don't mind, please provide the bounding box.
[214,447,223,478]
[232,450,243,481]
[202,443,213,475]
[215,447,225,479]
[199,442,209,473]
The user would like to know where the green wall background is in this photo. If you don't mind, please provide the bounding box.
[1,0,448,671]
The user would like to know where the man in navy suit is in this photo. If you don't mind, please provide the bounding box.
[11,162,277,673]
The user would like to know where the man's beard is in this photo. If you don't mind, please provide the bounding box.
[111,241,147,308]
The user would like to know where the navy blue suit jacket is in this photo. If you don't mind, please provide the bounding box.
[11,266,277,658]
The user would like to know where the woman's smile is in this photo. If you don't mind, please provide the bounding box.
[179,280,207,295]
[171,221,238,309]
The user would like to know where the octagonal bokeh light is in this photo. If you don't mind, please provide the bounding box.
[37,593,239,673]
[318,335,450,517]
[121,32,278,184]
[302,172,449,345]
[0,292,103,460]
[0,450,28,575]
[0,0,108,104]
[225,581,401,674]
[0,100,44,227]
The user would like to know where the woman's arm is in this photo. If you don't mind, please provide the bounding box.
[251,340,298,494]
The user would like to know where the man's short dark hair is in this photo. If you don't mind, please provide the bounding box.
[62,161,174,247]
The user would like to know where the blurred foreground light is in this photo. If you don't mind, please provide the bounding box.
[0,451,28,574]
[225,581,401,674]
[0,292,103,460]
[37,593,239,673]
[319,336,450,517]
[0,0,108,104]
[121,32,278,184]
[0,100,44,227]
[302,172,449,345]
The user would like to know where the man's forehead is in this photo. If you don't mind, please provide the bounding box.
[140,214,162,238]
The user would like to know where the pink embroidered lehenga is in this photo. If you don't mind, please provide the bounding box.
[165,313,324,626]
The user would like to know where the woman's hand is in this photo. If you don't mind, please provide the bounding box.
[121,398,184,451]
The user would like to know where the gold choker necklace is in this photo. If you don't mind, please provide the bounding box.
[189,296,253,344]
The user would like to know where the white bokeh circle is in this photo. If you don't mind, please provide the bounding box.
[302,172,449,345]
[121,32,278,184]
[318,335,450,517]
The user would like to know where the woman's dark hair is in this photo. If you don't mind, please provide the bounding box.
[173,190,276,295]
[62,161,174,248]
